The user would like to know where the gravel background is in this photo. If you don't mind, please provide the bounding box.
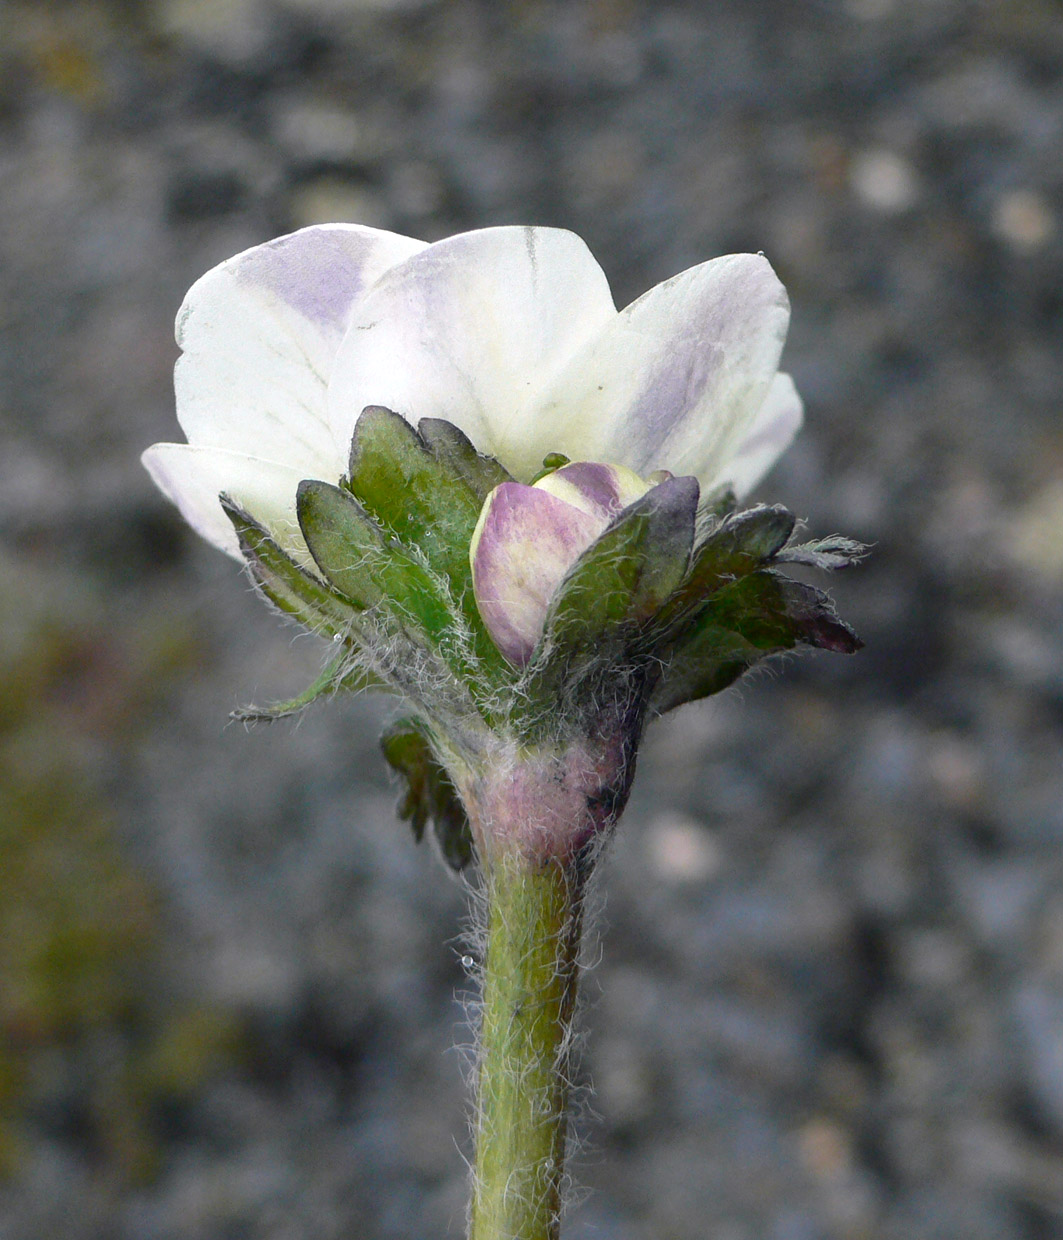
[2,2,1063,1238]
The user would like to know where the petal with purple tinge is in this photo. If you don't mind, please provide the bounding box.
[534,461,652,522]
[142,443,316,566]
[327,227,617,478]
[529,253,790,488]
[713,372,803,497]
[175,224,427,467]
[470,482,604,666]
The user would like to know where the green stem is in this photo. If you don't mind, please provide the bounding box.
[469,853,586,1240]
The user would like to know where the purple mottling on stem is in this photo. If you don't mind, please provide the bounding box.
[456,705,642,865]
[232,230,380,333]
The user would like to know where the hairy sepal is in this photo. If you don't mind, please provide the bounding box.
[346,406,509,581]
[678,504,796,604]
[775,533,869,571]
[231,649,379,723]
[694,484,738,537]
[416,416,512,500]
[297,479,458,643]
[652,569,862,712]
[523,475,699,705]
[221,496,363,639]
[343,406,515,681]
[381,718,474,871]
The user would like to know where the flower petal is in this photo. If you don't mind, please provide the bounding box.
[530,253,791,486]
[142,442,316,565]
[327,227,617,478]
[470,482,603,666]
[175,224,427,468]
[712,372,803,497]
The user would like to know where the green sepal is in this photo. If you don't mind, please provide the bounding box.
[681,504,796,599]
[221,496,363,638]
[346,406,508,589]
[704,571,860,653]
[772,577,864,654]
[381,719,473,872]
[343,407,515,681]
[526,475,699,693]
[652,569,862,713]
[695,483,738,529]
[296,480,457,647]
[231,649,379,723]
[416,417,512,501]
[651,622,768,713]
[776,533,868,571]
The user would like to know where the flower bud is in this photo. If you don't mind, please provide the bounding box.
[469,462,656,667]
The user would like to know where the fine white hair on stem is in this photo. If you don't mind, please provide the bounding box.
[450,810,622,1228]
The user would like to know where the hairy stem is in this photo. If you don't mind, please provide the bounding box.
[469,853,586,1240]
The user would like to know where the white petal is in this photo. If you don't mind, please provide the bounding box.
[530,253,791,487]
[327,227,616,477]
[712,372,803,497]
[142,442,316,566]
[174,224,427,469]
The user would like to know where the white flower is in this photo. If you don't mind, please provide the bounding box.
[142,224,801,567]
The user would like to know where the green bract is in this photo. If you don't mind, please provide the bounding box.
[222,406,862,868]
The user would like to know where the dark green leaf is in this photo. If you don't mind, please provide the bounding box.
[381,720,474,871]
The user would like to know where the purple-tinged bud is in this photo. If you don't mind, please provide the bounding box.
[534,461,653,522]
[469,462,656,667]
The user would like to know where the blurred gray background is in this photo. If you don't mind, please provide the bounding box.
[2,2,1063,1237]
